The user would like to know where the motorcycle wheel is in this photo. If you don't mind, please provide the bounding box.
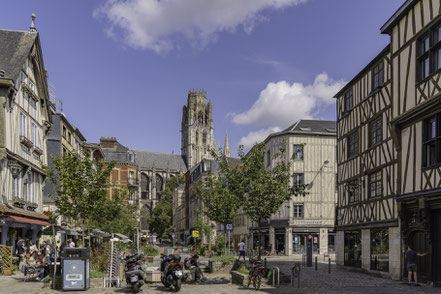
[173,278,182,292]
[161,275,171,287]
[254,273,262,291]
[133,283,139,293]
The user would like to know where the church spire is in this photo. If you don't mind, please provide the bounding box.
[224,131,230,157]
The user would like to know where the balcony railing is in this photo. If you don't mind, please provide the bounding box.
[21,82,38,102]
[127,178,139,186]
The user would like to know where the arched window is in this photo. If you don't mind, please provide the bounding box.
[202,132,207,145]
[205,108,209,124]
[156,174,163,193]
[195,131,199,143]
[198,111,204,124]
[141,173,149,199]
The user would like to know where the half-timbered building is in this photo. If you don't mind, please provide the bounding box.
[336,0,441,284]
[381,0,441,285]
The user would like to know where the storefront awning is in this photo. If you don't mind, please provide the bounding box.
[8,215,51,226]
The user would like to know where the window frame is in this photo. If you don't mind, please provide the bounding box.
[422,112,441,168]
[293,144,304,160]
[372,61,384,90]
[293,173,304,187]
[417,22,441,82]
[347,130,359,159]
[368,170,382,198]
[293,203,304,218]
[369,115,382,147]
[20,112,27,138]
[343,89,353,114]
[347,180,360,204]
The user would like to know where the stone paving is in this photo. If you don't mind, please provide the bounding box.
[0,256,440,294]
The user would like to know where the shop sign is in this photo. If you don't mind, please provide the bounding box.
[290,219,323,226]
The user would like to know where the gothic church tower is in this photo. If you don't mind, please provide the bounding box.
[181,89,215,168]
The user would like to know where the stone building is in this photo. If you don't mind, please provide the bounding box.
[181,90,216,168]
[99,137,139,204]
[249,120,337,257]
[0,16,51,247]
[335,0,441,283]
[133,150,187,231]
[44,111,86,213]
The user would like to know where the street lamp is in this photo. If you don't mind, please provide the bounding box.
[306,160,329,190]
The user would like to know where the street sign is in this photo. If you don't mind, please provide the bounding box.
[153,233,157,237]
[226,224,232,230]
[192,231,199,238]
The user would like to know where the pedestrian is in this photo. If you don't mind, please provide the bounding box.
[16,238,26,269]
[68,238,75,248]
[356,241,362,263]
[29,240,38,255]
[238,239,246,261]
[405,245,427,286]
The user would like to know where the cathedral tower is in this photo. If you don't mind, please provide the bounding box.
[181,89,215,168]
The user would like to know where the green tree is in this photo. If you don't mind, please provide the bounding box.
[89,189,138,235]
[193,214,213,250]
[44,153,115,238]
[234,142,306,258]
[147,175,184,240]
[195,149,242,253]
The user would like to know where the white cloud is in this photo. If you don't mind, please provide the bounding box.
[238,126,282,150]
[231,73,345,127]
[234,73,345,151]
[94,0,307,53]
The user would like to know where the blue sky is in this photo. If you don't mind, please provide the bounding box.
[0,0,404,156]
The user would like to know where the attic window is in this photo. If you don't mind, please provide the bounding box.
[325,128,337,133]
[299,127,312,131]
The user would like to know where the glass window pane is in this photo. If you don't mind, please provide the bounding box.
[425,57,430,77]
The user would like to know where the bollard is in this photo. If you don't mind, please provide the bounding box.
[315,256,317,270]
[272,267,280,288]
[328,257,331,274]
[291,263,301,288]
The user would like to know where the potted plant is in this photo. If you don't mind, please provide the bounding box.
[12,196,26,208]
[26,201,38,211]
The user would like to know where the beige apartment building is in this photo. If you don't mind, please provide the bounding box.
[249,120,337,257]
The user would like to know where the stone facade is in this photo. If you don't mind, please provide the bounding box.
[181,90,216,169]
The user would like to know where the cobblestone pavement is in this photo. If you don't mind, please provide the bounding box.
[1,256,440,294]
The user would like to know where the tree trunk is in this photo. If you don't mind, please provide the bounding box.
[258,219,262,259]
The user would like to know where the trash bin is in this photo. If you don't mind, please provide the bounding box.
[61,248,90,291]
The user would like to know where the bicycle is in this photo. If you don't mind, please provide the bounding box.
[247,258,265,291]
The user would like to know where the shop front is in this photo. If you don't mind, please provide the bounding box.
[292,231,320,254]
[344,230,361,268]
[0,203,51,252]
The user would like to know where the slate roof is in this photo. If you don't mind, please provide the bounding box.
[266,120,336,141]
[0,30,37,81]
[133,150,187,171]
[102,150,133,163]
[226,157,241,170]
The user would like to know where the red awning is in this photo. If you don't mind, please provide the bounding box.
[8,215,51,226]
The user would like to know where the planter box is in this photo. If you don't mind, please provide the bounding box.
[231,271,248,286]
[208,260,235,273]
[145,267,161,282]
[146,256,155,263]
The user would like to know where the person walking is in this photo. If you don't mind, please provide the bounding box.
[405,245,427,286]
[238,240,246,261]
[16,238,26,269]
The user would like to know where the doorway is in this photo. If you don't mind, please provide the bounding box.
[275,233,285,254]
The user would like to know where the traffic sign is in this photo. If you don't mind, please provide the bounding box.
[226,224,232,230]
[192,231,199,238]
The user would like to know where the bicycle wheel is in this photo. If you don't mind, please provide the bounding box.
[254,273,262,291]
[247,275,252,288]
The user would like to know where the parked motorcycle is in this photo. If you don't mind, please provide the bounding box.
[160,254,183,292]
[182,254,203,283]
[124,253,146,292]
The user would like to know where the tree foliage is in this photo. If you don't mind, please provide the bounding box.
[147,175,185,239]
[44,153,115,227]
[195,151,241,228]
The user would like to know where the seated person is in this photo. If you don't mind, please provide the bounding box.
[27,252,46,281]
